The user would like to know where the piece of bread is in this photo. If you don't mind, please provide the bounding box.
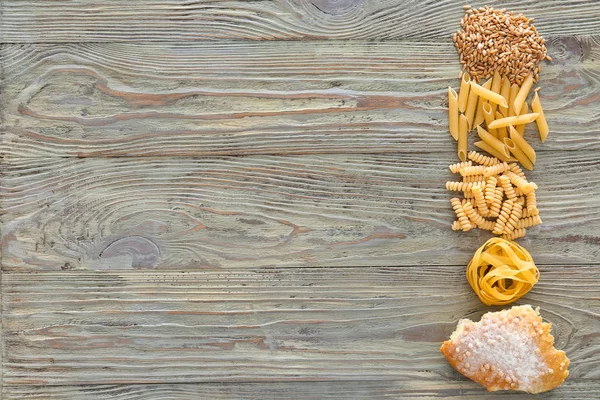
[441,305,569,393]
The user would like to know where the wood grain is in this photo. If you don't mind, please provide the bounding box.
[2,268,599,387]
[1,37,598,159]
[1,1,600,42]
[4,381,600,400]
[1,153,599,271]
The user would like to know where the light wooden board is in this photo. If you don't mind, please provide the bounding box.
[1,38,598,159]
[1,153,599,271]
[1,0,600,42]
[4,381,600,400]
[2,268,599,388]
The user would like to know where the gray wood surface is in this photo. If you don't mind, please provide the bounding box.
[1,0,599,398]
[1,0,599,42]
[1,38,598,159]
[3,268,599,389]
[1,153,599,271]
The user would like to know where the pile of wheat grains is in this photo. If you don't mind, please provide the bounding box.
[453,5,550,85]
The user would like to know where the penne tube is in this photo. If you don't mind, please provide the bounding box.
[482,102,497,137]
[464,83,479,129]
[470,81,508,108]
[513,73,534,116]
[490,71,503,114]
[477,126,510,158]
[458,72,471,113]
[458,114,469,161]
[504,138,534,170]
[488,113,539,129]
[531,92,549,142]
[499,76,511,116]
[495,111,508,141]
[473,79,492,128]
[509,125,536,164]
[474,141,510,162]
[508,83,520,116]
[516,102,528,135]
[448,87,459,140]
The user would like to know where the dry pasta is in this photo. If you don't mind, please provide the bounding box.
[509,125,537,164]
[458,114,469,161]
[448,87,459,140]
[451,197,473,231]
[499,75,511,116]
[493,199,514,234]
[466,238,539,306]
[516,102,528,135]
[499,174,517,201]
[502,228,527,241]
[508,83,520,116]
[504,202,524,233]
[494,111,509,141]
[504,137,534,171]
[488,113,539,129]
[474,141,510,162]
[463,174,486,183]
[488,187,504,218]
[458,72,471,113]
[471,185,490,217]
[490,71,503,114]
[532,92,549,142]
[464,82,479,128]
[481,102,497,137]
[470,80,508,107]
[460,165,487,176]
[473,79,493,128]
[477,126,509,159]
[517,215,542,229]
[483,162,509,177]
[446,181,487,191]
[468,150,499,166]
[509,162,526,179]
[449,161,472,173]
[513,73,534,116]
[526,191,539,216]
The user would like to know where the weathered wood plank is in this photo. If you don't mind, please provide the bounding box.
[4,381,600,400]
[1,37,598,159]
[1,1,599,42]
[2,268,598,386]
[1,153,598,271]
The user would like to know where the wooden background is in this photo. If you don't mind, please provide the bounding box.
[0,1,599,398]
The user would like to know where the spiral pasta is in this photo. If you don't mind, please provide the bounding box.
[446,181,487,192]
[468,151,500,166]
[499,175,517,201]
[502,228,527,241]
[517,215,542,229]
[451,197,473,231]
[471,185,490,217]
[447,153,541,239]
[449,161,473,173]
[504,202,523,233]
[483,162,509,177]
[460,165,487,176]
[493,199,514,234]
[466,238,539,306]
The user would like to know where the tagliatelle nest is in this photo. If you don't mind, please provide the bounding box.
[466,237,539,306]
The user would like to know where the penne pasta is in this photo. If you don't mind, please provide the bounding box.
[508,83,520,116]
[473,79,493,128]
[499,76,511,116]
[470,81,508,108]
[490,71,503,114]
[477,126,510,158]
[513,73,534,116]
[531,92,549,142]
[482,102,497,137]
[516,102,528,135]
[504,138,534,170]
[458,114,469,161]
[509,125,536,164]
[464,82,479,129]
[488,113,539,130]
[495,111,508,141]
[458,72,471,113]
[448,87,459,140]
[474,140,510,162]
